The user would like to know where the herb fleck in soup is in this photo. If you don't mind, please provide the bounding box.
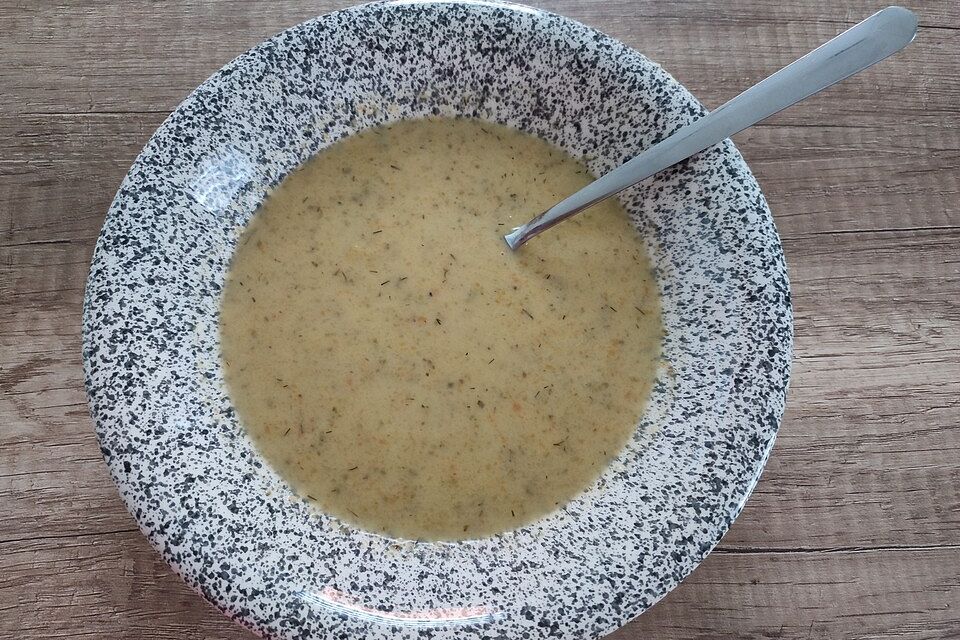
[220,118,662,540]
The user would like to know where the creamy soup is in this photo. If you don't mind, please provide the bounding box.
[220,118,662,540]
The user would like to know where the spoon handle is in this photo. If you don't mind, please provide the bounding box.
[504,6,918,249]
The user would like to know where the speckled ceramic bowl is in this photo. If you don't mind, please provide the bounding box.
[83,1,792,638]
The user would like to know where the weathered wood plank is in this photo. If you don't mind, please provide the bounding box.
[2,228,957,548]
[0,531,250,639]
[1,1,957,121]
[617,545,960,640]
[2,114,957,242]
[1,529,957,639]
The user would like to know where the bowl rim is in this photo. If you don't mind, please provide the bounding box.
[83,1,793,639]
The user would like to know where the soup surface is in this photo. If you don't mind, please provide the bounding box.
[220,118,662,540]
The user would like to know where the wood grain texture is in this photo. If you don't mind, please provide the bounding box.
[1,0,958,638]
[2,530,958,640]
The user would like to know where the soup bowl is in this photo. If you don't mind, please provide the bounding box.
[83,1,792,638]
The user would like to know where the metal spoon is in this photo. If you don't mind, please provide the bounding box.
[503,6,918,250]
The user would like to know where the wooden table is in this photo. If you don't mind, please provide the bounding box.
[2,1,958,638]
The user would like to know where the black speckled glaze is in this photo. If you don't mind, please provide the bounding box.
[82,2,792,639]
